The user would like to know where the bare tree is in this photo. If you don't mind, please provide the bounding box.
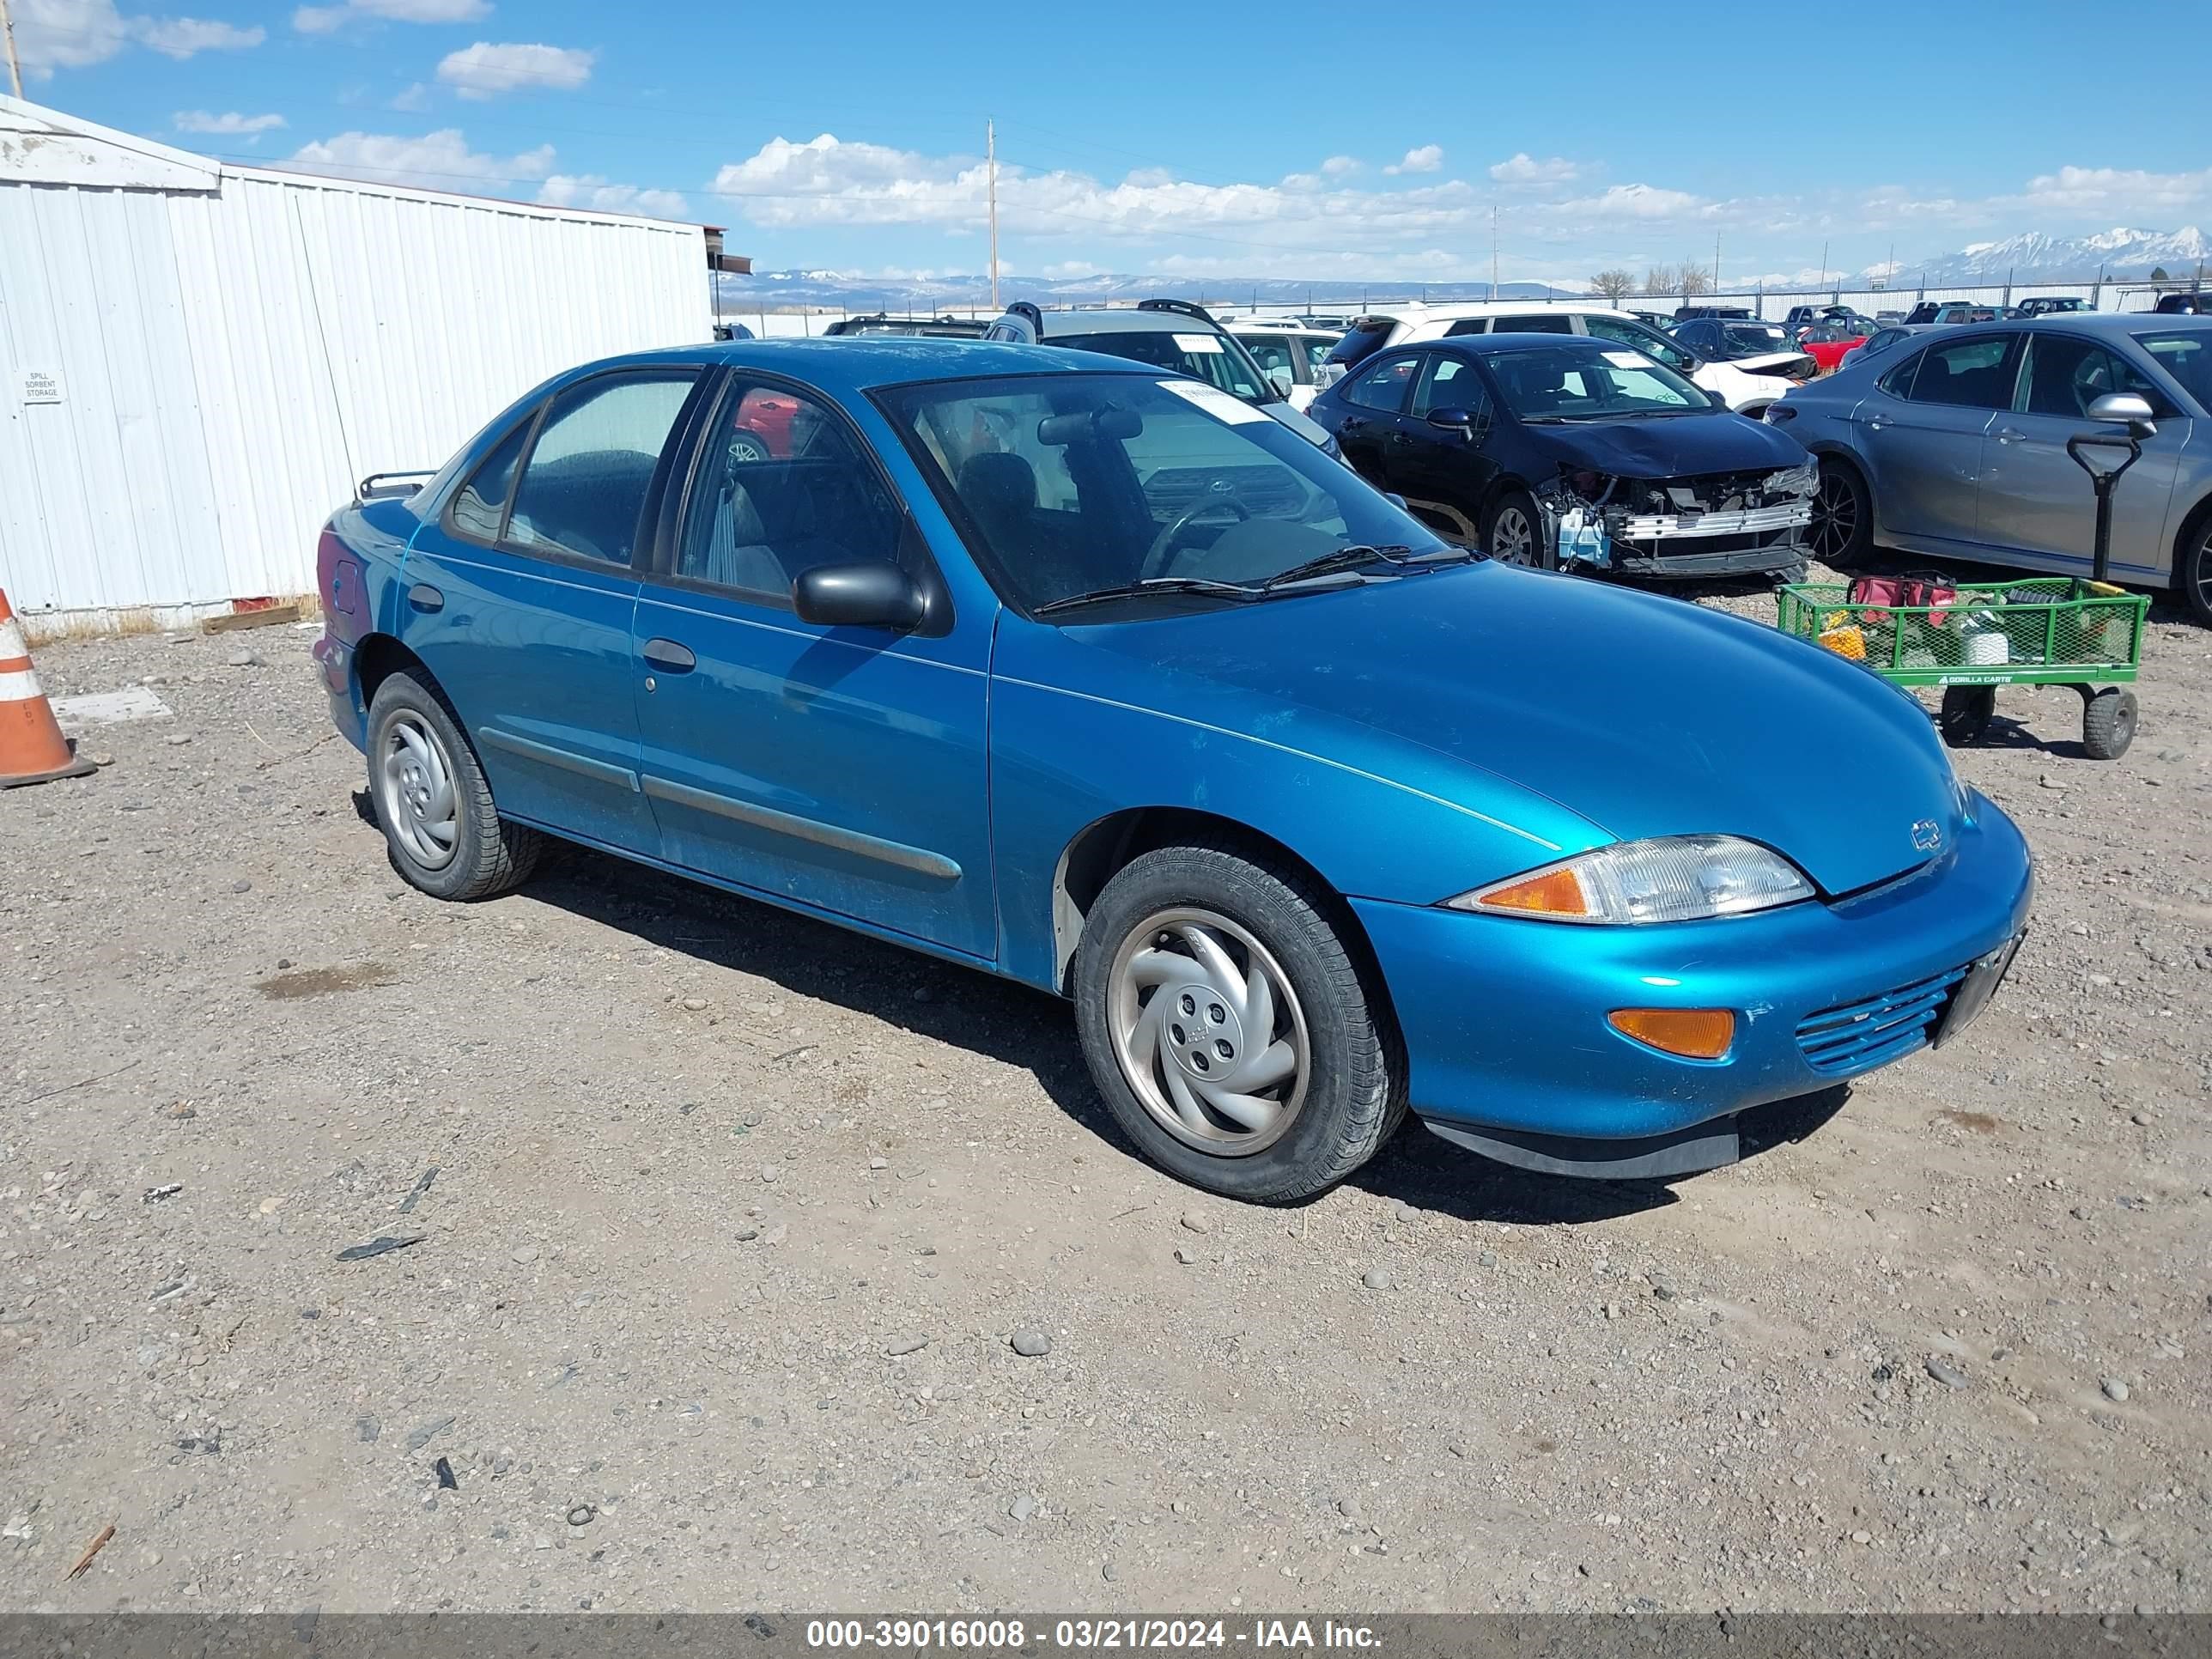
[1589,269,1637,307]
[1677,264,1714,300]
[1644,265,1675,296]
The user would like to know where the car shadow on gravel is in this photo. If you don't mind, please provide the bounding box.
[493,830,1854,1231]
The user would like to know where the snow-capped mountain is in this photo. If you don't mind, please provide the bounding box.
[1899,227,2210,283]
[720,270,1557,313]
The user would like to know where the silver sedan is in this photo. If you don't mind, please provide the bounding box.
[1766,313,2212,623]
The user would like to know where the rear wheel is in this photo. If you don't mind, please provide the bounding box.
[1809,458,1871,566]
[2180,518,2212,627]
[2081,687,2137,761]
[1939,684,1996,748]
[367,671,542,900]
[1482,489,1547,568]
[1073,843,1405,1202]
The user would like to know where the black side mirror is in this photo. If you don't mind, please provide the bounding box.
[1425,405,1481,438]
[1707,386,1732,410]
[793,562,927,631]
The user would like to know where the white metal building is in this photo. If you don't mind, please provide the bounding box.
[0,95,720,641]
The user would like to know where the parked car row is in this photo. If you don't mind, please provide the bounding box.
[312,325,2036,1203]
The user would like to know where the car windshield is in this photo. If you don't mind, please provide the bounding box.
[1721,323,1790,354]
[2134,331,2212,406]
[882,372,1453,616]
[1052,329,1270,403]
[1482,344,1707,419]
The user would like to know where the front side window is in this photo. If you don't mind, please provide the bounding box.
[2133,330,2211,408]
[506,371,696,564]
[678,380,902,600]
[1410,354,1488,420]
[1719,323,1790,356]
[1343,355,1417,413]
[2018,334,2172,419]
[1900,334,2020,409]
[1485,344,1704,420]
[1581,313,1694,373]
[1300,337,1336,374]
[884,372,1448,614]
[1050,329,1267,402]
[1240,335,1293,376]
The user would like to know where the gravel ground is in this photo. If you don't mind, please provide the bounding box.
[3,571,2208,1615]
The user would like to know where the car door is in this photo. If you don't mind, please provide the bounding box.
[1856,331,2021,550]
[1238,332,1299,403]
[399,366,703,850]
[629,374,996,958]
[1328,353,1418,484]
[1395,352,1498,544]
[1978,331,2188,580]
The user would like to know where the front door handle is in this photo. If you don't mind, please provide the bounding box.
[1387,430,1413,447]
[1993,426,2027,445]
[407,583,444,613]
[1864,415,1889,432]
[641,638,696,672]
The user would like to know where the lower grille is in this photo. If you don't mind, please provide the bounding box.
[1795,966,1968,1078]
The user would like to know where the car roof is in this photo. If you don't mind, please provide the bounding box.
[610,337,1159,393]
[1362,300,1625,322]
[1029,308,1219,337]
[1224,319,1334,335]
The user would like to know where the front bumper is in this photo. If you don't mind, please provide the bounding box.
[1352,793,2033,1174]
[1542,496,1812,578]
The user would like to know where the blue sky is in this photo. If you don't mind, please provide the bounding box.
[14,0,2212,285]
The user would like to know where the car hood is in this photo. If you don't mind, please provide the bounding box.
[1028,564,1960,896]
[1721,351,1813,377]
[1516,411,1807,478]
[1261,399,1333,447]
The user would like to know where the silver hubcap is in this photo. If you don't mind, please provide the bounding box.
[1492,506,1537,566]
[2195,532,2211,611]
[378,713,459,871]
[1810,474,1857,562]
[1107,908,1310,1157]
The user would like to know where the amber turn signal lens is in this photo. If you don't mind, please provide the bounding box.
[1471,866,1588,918]
[1607,1008,1735,1060]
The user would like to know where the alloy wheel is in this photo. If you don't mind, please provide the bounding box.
[378,713,460,871]
[1809,471,1858,563]
[1106,908,1310,1157]
[1491,505,1537,567]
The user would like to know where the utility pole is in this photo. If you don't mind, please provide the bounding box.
[1491,204,1499,299]
[1712,230,1722,292]
[987,118,1000,313]
[2,0,22,100]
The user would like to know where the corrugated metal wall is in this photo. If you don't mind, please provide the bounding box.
[0,145,710,639]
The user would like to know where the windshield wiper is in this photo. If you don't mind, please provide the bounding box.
[1259,544,1418,591]
[1033,576,1260,617]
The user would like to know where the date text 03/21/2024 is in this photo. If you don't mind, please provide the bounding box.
[803,1620,1382,1650]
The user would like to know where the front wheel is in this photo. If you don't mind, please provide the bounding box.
[367,671,543,900]
[1809,458,1871,566]
[1482,489,1548,568]
[1073,844,1405,1202]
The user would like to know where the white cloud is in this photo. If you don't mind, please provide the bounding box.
[1320,155,1358,178]
[389,82,431,111]
[289,128,556,191]
[174,109,287,135]
[709,133,1484,259]
[1556,182,1709,220]
[538,173,689,220]
[133,15,264,57]
[295,0,487,32]
[12,0,131,76]
[2021,165,2212,213]
[1490,152,1581,185]
[1383,144,1443,176]
[436,40,594,98]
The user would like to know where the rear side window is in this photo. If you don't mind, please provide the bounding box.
[1324,319,1394,368]
[1899,335,2020,410]
[1443,319,1491,337]
[1493,314,1574,335]
[1343,356,1416,413]
[451,416,533,541]
[506,371,696,565]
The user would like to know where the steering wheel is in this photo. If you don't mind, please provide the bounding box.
[1141,492,1252,580]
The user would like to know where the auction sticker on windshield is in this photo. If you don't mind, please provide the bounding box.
[1601,350,1654,368]
[1173,333,1225,354]
[1157,380,1268,423]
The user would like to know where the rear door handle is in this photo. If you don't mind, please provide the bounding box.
[407,583,444,613]
[1864,415,1889,432]
[1387,430,1413,447]
[641,638,696,672]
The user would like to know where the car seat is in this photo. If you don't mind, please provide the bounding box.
[957,452,1039,550]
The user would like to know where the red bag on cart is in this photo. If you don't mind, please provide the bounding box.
[1848,572,1958,624]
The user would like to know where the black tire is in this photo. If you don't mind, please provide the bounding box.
[2081,687,2137,761]
[1939,684,1996,748]
[1073,842,1407,1203]
[1809,457,1871,567]
[2179,517,2212,628]
[366,670,543,900]
[1481,488,1548,568]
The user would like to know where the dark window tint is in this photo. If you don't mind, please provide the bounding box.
[1323,319,1395,367]
[1900,335,2018,409]
[1877,350,1923,398]
[451,416,533,540]
[1493,314,1574,335]
[2136,330,2211,406]
[1342,356,1416,413]
[507,372,696,564]
[1410,354,1487,420]
[1443,319,1491,337]
[1581,313,1693,372]
[678,381,902,601]
[2018,334,2172,419]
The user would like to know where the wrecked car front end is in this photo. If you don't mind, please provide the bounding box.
[1539,460,1815,576]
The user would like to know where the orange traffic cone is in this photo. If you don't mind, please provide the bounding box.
[0,589,97,788]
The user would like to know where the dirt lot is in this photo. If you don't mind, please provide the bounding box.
[3,579,2209,1616]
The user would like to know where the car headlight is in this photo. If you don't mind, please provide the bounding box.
[1766,459,1816,495]
[1445,834,1814,924]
